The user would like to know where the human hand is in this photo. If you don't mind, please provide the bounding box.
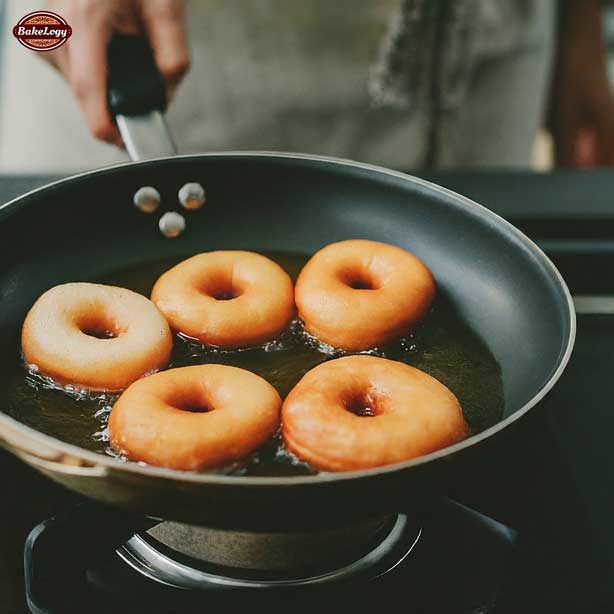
[42,0,189,146]
[549,0,614,167]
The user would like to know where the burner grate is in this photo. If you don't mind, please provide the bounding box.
[117,514,420,589]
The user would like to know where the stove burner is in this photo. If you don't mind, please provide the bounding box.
[117,514,420,589]
[25,498,517,613]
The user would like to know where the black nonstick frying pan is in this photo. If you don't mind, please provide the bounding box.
[0,37,574,531]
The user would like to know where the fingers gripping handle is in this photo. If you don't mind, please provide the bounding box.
[107,34,177,160]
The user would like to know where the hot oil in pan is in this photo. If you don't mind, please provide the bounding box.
[1,252,504,477]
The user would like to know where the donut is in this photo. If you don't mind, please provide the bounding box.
[109,364,282,470]
[151,251,295,348]
[21,283,172,391]
[295,240,435,351]
[282,355,468,471]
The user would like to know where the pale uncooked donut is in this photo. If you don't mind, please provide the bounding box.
[21,283,172,391]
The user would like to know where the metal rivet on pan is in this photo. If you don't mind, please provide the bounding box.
[159,212,186,238]
[178,182,206,210]
[133,186,161,214]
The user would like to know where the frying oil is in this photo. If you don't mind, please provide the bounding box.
[1,252,503,476]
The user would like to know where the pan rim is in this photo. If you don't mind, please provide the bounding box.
[0,151,576,486]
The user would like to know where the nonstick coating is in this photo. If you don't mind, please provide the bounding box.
[0,153,574,529]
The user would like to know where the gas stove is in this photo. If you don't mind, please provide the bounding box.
[22,497,516,613]
[2,171,614,614]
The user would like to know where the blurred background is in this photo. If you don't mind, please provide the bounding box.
[1,0,614,174]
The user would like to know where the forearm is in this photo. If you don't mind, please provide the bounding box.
[549,0,614,166]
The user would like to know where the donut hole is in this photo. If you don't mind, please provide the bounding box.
[176,401,213,413]
[213,290,239,301]
[339,267,380,291]
[83,328,116,340]
[200,274,243,301]
[170,389,214,413]
[343,392,379,417]
[76,314,121,340]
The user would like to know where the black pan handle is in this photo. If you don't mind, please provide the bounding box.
[107,33,177,161]
[107,33,167,117]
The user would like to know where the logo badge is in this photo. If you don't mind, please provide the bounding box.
[13,11,72,52]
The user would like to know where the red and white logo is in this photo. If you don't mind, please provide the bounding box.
[12,11,72,52]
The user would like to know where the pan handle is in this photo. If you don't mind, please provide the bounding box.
[107,33,177,161]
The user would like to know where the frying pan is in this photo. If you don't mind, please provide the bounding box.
[0,37,575,531]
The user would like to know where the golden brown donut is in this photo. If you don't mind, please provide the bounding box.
[295,240,435,351]
[109,365,282,471]
[151,251,295,348]
[282,355,468,471]
[21,283,172,391]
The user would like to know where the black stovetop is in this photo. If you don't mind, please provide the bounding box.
[2,171,614,614]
